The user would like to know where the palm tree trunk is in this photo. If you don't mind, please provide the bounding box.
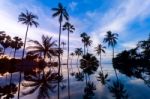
[70,56,74,73]
[77,55,80,73]
[85,73,88,85]
[60,55,63,75]
[18,24,29,99]
[67,28,70,99]
[112,47,118,81]
[57,21,62,99]
[100,53,103,73]
[84,44,85,55]
[87,46,88,54]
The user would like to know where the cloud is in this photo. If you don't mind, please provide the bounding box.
[68,2,77,11]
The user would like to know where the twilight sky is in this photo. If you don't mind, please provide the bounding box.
[0,0,150,62]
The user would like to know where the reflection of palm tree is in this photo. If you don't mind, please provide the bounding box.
[63,21,75,99]
[97,71,109,85]
[70,52,75,76]
[83,81,96,99]
[80,53,99,84]
[108,80,128,99]
[75,72,84,81]
[0,83,17,99]
[103,31,118,80]
[22,71,57,99]
[52,3,69,99]
[75,48,83,72]
[11,36,23,58]
[18,10,39,99]
[95,44,106,72]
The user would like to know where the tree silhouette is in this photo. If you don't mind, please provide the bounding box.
[63,21,75,99]
[52,3,69,99]
[97,71,109,85]
[95,44,106,73]
[83,81,96,99]
[75,72,84,81]
[80,32,88,55]
[108,80,128,99]
[103,31,119,80]
[11,36,23,58]
[27,35,57,60]
[80,53,99,84]
[75,48,83,73]
[0,83,17,99]
[1,35,11,54]
[84,36,92,53]
[70,52,75,76]
[18,10,39,99]
[22,71,57,99]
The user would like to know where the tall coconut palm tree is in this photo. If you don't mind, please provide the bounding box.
[95,44,106,72]
[80,32,87,55]
[11,36,23,58]
[103,31,118,80]
[70,52,75,76]
[63,21,75,99]
[52,3,69,99]
[18,10,39,99]
[18,10,39,59]
[75,48,83,73]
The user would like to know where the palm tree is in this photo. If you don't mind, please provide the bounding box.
[70,52,75,76]
[75,48,83,73]
[27,35,57,60]
[22,71,57,99]
[63,21,75,99]
[11,36,23,58]
[95,44,106,72]
[52,3,69,99]
[103,31,118,80]
[84,36,92,53]
[80,32,87,55]
[18,10,39,59]
[1,35,11,54]
[61,41,66,49]
[18,10,39,99]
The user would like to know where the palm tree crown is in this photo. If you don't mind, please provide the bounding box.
[18,10,39,27]
[52,3,69,23]
[75,48,83,56]
[63,22,75,33]
[95,44,106,55]
[103,31,118,47]
[27,35,57,59]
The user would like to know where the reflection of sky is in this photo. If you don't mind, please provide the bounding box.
[2,64,146,99]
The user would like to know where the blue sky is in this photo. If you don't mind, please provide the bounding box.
[0,0,150,61]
